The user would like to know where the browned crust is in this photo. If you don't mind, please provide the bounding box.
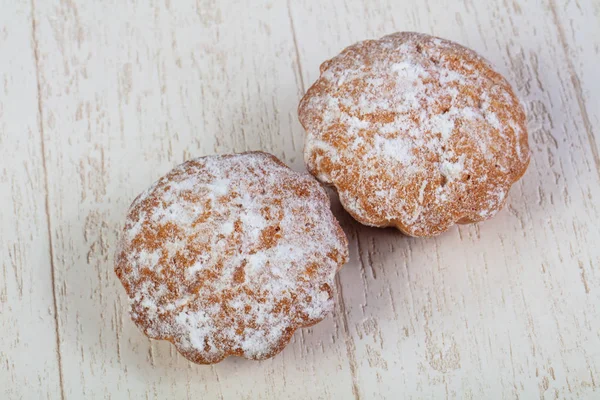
[299,32,530,237]
[115,151,348,364]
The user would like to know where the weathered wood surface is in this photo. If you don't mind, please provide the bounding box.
[1,0,598,398]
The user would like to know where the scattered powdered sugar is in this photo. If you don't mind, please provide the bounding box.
[115,152,348,363]
[427,112,456,140]
[440,158,464,181]
[373,135,414,164]
[185,260,205,279]
[391,61,429,80]
[439,69,463,84]
[175,309,217,353]
[299,32,530,236]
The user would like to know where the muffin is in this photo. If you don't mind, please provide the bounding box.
[299,32,530,236]
[115,152,348,364]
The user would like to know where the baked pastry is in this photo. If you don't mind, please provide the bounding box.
[299,32,530,236]
[115,152,348,364]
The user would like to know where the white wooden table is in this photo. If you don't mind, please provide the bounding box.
[2,0,599,398]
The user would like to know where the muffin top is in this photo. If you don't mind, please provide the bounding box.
[115,152,348,364]
[299,32,529,236]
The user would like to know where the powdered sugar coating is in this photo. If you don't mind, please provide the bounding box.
[115,152,348,364]
[299,32,530,236]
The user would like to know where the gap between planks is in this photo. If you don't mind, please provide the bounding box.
[30,0,66,398]
[286,2,363,398]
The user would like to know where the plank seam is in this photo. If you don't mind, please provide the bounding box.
[335,275,362,400]
[30,1,66,398]
[286,4,360,396]
[287,0,306,93]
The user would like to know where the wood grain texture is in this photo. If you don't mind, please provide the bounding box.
[1,0,598,399]
[0,1,62,399]
[30,0,353,399]
[290,0,600,398]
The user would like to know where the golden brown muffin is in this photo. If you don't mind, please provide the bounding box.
[299,32,530,237]
[115,152,348,364]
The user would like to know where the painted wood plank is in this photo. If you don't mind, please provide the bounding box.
[0,1,62,399]
[288,0,600,398]
[31,0,354,398]
[1,0,598,398]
